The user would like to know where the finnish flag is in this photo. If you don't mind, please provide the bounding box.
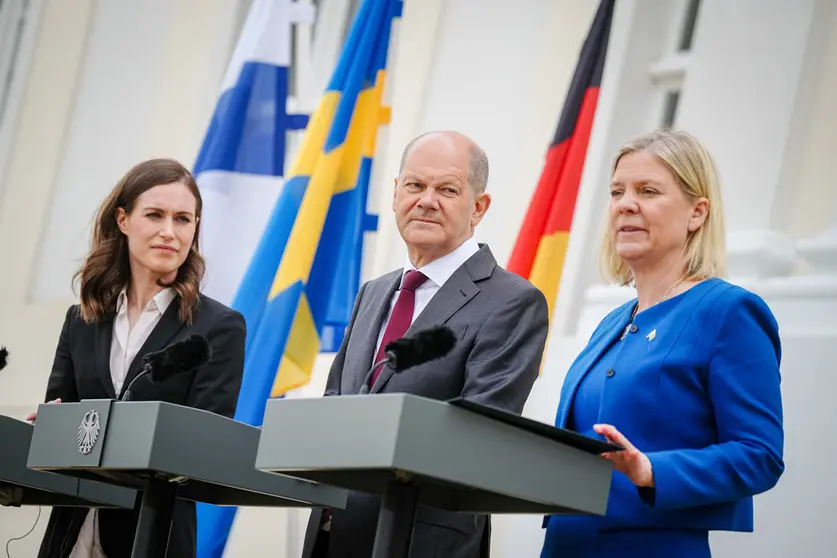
[194,0,314,306]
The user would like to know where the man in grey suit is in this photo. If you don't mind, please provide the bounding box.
[302,130,550,558]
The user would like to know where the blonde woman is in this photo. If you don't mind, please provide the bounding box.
[540,130,784,558]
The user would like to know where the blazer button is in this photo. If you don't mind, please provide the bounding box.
[606,368,615,378]
[629,324,638,333]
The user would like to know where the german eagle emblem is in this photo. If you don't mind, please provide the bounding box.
[77,410,101,455]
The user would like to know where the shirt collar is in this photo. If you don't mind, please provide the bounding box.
[116,287,176,315]
[402,237,480,288]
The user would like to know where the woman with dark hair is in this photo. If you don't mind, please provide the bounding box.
[28,158,246,558]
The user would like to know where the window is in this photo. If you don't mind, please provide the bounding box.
[648,0,702,129]
[661,90,681,129]
[0,0,29,128]
[0,0,41,193]
[677,0,701,52]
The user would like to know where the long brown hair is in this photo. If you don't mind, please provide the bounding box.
[74,158,206,324]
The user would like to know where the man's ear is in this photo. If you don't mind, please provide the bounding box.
[471,192,492,228]
[392,177,398,212]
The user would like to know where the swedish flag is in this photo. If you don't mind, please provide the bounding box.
[196,0,401,555]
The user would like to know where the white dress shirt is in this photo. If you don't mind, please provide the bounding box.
[69,287,175,558]
[373,237,479,361]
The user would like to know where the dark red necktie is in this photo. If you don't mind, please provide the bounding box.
[370,269,429,387]
[321,271,429,531]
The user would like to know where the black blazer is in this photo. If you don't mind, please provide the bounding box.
[36,294,246,558]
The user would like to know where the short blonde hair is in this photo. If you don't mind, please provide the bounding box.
[599,129,727,285]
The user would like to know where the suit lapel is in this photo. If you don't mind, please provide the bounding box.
[94,320,117,399]
[369,246,492,394]
[556,303,635,427]
[349,272,401,394]
[116,298,186,399]
[405,268,479,335]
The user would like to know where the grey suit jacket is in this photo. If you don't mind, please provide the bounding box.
[301,244,549,558]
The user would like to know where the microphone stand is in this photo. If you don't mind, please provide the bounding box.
[358,356,394,395]
[121,363,152,402]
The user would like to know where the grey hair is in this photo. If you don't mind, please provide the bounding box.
[399,131,489,193]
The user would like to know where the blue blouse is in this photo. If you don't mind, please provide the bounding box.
[543,329,710,557]
[539,278,784,558]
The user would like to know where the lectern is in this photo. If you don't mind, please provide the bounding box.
[255,393,619,558]
[1,414,136,509]
[26,400,348,558]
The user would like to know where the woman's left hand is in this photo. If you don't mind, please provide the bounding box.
[594,423,655,488]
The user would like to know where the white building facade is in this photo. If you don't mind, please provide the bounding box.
[0,0,834,556]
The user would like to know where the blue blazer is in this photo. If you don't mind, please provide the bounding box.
[550,279,784,532]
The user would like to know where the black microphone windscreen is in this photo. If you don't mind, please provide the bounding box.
[384,326,456,372]
[0,347,7,371]
[142,334,211,383]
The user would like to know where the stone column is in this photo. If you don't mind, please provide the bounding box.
[675,0,832,281]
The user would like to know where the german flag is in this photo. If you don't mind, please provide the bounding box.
[507,0,615,320]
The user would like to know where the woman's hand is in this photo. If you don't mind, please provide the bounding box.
[25,398,61,423]
[594,423,654,488]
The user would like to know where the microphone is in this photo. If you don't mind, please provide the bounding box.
[121,334,211,401]
[0,347,7,372]
[359,326,456,395]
